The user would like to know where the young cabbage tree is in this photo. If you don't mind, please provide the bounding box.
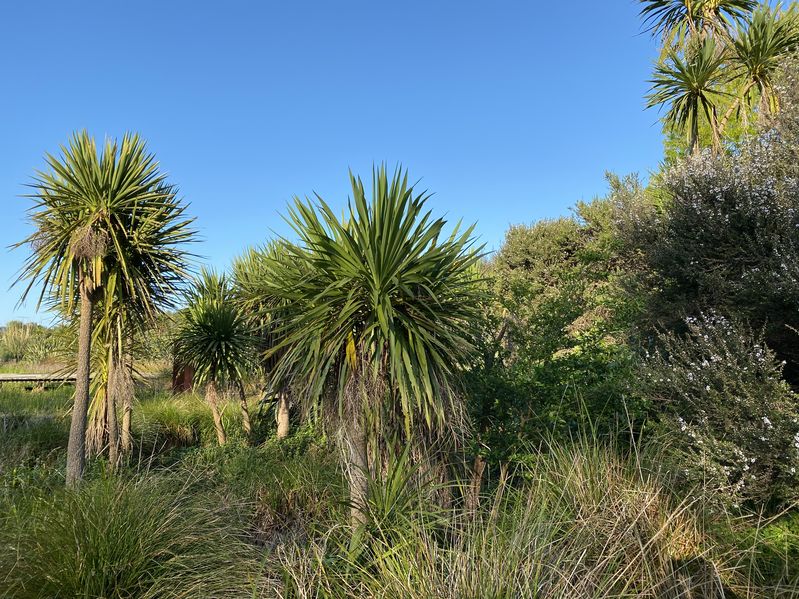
[175,270,258,445]
[255,165,484,525]
[723,3,799,128]
[232,243,295,439]
[15,131,194,485]
[648,37,728,153]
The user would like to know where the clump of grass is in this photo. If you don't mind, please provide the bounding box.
[0,383,72,418]
[134,391,246,451]
[276,436,780,598]
[179,428,344,546]
[0,474,268,598]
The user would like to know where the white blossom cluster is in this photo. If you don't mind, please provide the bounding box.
[643,313,799,509]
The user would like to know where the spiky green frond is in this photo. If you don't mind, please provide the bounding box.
[15,131,196,322]
[648,37,729,148]
[175,269,259,389]
[729,3,799,113]
[251,165,485,437]
[639,0,756,43]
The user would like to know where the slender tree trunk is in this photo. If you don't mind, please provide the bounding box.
[467,454,486,511]
[346,419,369,527]
[66,281,93,486]
[121,399,133,454]
[106,353,120,472]
[759,88,774,126]
[689,117,699,156]
[238,382,252,442]
[718,79,757,137]
[120,355,133,454]
[206,380,226,445]
[276,390,290,440]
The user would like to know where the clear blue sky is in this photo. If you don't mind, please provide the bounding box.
[0,1,663,323]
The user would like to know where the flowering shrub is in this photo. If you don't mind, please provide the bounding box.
[614,59,799,383]
[641,313,799,511]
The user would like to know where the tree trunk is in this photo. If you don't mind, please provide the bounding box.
[106,354,120,472]
[466,454,486,511]
[66,281,93,486]
[276,391,290,439]
[119,356,133,454]
[238,382,252,442]
[206,380,226,445]
[346,419,369,527]
[121,397,133,454]
[689,116,699,156]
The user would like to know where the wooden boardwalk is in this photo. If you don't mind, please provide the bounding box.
[0,373,77,385]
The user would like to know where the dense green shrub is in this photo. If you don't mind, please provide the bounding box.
[475,193,643,457]
[617,87,799,383]
[641,313,799,511]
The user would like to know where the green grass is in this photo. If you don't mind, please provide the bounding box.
[276,439,758,599]
[0,360,65,374]
[0,474,268,598]
[0,383,73,417]
[133,390,251,453]
[2,385,799,597]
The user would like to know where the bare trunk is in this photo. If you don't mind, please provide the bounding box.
[238,382,252,442]
[106,354,120,472]
[206,380,226,445]
[120,357,133,454]
[689,118,699,156]
[276,391,290,439]
[346,419,369,527]
[466,454,486,511]
[66,281,93,486]
[759,88,773,126]
[121,397,133,454]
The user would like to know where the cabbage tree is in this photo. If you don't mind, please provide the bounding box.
[15,132,194,485]
[175,270,259,445]
[255,166,484,525]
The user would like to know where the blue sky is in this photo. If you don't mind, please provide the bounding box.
[0,1,663,323]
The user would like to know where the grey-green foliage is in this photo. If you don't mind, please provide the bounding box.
[641,313,799,511]
[617,118,799,382]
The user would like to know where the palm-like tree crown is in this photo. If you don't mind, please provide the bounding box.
[729,3,799,114]
[255,165,484,437]
[176,269,258,389]
[15,131,195,318]
[648,36,729,151]
[640,0,756,44]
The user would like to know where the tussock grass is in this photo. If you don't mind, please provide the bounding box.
[2,386,799,597]
[276,438,784,598]
[134,391,247,450]
[0,474,268,598]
